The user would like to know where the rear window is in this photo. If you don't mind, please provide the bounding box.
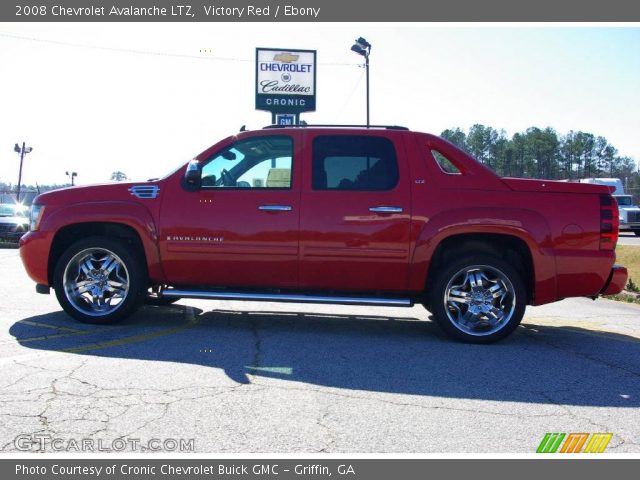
[312,135,399,191]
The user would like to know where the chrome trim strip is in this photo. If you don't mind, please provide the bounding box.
[258,205,292,212]
[369,206,403,213]
[161,289,412,307]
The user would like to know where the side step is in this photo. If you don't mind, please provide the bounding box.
[161,289,413,307]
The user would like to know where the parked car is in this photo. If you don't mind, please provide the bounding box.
[19,126,627,343]
[0,203,29,243]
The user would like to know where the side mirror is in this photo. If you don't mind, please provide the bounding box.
[183,160,202,191]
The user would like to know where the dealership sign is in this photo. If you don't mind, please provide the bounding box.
[255,48,316,114]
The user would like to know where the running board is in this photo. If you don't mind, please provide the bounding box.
[161,289,413,307]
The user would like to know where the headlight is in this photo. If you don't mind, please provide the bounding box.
[29,204,45,231]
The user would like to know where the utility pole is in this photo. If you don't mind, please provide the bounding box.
[14,142,33,203]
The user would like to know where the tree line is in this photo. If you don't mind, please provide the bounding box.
[441,125,639,198]
[0,172,129,201]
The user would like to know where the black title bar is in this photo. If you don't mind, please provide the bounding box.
[2,0,640,22]
[4,459,640,480]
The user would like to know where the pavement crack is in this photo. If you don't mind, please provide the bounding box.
[254,382,569,419]
[315,408,336,453]
[114,402,172,446]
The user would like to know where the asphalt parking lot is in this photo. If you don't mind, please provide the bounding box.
[0,248,639,453]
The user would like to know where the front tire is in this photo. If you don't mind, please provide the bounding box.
[429,254,526,344]
[53,236,146,324]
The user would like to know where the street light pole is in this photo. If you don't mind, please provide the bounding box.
[14,142,33,203]
[350,37,372,127]
[66,171,77,186]
[365,52,370,127]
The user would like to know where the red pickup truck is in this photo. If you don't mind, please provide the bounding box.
[19,126,628,343]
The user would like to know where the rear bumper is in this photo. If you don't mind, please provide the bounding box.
[600,265,628,296]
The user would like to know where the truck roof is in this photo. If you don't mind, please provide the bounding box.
[262,124,410,131]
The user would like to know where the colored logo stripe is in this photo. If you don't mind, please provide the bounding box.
[560,433,589,453]
[537,433,565,453]
[584,433,613,453]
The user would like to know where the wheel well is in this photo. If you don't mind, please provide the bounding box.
[426,233,534,305]
[48,222,147,285]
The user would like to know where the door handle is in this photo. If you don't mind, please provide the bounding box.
[369,206,403,214]
[258,205,292,212]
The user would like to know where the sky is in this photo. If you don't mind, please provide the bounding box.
[0,23,638,187]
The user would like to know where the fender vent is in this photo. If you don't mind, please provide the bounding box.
[128,185,160,199]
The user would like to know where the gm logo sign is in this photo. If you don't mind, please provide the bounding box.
[536,433,613,453]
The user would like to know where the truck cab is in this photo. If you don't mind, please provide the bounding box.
[613,194,640,235]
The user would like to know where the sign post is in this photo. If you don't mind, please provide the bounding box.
[256,48,317,125]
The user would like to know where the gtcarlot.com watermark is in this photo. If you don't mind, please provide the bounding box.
[15,434,195,452]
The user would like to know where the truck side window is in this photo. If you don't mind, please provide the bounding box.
[312,135,399,191]
[201,136,293,189]
[431,149,461,174]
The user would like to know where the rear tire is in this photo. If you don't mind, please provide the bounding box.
[429,254,526,344]
[53,236,146,324]
[633,230,640,237]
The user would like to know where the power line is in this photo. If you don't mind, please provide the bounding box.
[0,31,359,66]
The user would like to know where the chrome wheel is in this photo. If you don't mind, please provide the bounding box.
[63,248,130,317]
[444,265,516,337]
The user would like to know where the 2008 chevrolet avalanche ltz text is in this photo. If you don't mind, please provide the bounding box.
[19,126,628,343]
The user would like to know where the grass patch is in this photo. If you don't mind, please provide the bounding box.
[608,293,640,304]
[610,245,640,304]
[616,245,640,289]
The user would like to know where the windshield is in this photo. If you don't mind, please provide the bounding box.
[614,196,633,207]
[0,204,26,217]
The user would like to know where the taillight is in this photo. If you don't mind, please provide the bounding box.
[599,194,619,250]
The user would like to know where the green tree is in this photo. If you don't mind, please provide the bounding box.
[440,128,467,151]
[110,171,128,182]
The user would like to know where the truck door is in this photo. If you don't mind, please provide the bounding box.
[299,132,411,293]
[159,133,300,288]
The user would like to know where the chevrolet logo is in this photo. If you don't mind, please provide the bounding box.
[273,53,299,63]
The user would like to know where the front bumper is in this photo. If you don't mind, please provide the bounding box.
[19,230,52,286]
[619,221,640,231]
[600,265,628,295]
